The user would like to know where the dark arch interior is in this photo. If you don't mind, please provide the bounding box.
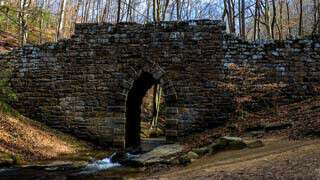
[125,72,159,149]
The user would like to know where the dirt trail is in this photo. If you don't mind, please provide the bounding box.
[140,137,320,179]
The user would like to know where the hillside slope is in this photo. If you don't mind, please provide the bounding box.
[146,137,320,179]
[0,103,90,163]
[139,97,320,179]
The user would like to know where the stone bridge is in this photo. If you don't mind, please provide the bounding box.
[0,20,319,149]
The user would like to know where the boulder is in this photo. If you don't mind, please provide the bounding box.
[192,147,209,156]
[219,136,247,150]
[209,136,247,154]
[110,151,128,164]
[246,140,264,148]
[187,151,199,160]
[127,144,183,166]
[179,155,191,165]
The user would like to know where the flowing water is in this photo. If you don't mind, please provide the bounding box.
[0,156,141,180]
[0,139,166,179]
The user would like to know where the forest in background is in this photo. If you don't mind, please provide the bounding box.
[0,0,319,49]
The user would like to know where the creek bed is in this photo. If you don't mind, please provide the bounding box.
[0,156,143,180]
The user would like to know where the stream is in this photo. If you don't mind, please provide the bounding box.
[0,155,142,180]
[0,139,166,179]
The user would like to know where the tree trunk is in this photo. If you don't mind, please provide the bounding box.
[73,0,82,30]
[126,0,132,21]
[117,0,121,23]
[19,0,29,46]
[95,0,101,23]
[162,0,170,21]
[225,0,235,33]
[101,0,110,22]
[151,85,158,128]
[169,2,175,20]
[153,0,156,22]
[238,0,241,36]
[176,0,181,20]
[39,0,47,44]
[279,0,283,40]
[230,0,236,33]
[56,0,67,40]
[298,0,303,36]
[257,3,260,40]
[156,0,160,22]
[74,0,82,24]
[222,0,227,21]
[271,0,276,39]
[146,0,150,22]
[151,85,161,129]
[264,0,272,39]
[239,0,245,40]
[253,0,259,41]
[312,0,318,34]
[318,0,320,33]
[286,0,291,37]
[84,0,91,22]
[4,4,9,31]
[317,0,319,33]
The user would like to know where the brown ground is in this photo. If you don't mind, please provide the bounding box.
[0,104,89,162]
[139,137,320,179]
[136,97,320,179]
[0,31,18,52]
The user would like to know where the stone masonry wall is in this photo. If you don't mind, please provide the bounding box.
[223,34,320,108]
[0,20,319,148]
[0,20,232,148]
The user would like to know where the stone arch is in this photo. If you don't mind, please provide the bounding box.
[123,65,179,149]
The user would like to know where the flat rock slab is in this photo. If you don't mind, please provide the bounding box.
[129,144,184,166]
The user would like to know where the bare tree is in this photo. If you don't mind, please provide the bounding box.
[117,0,121,23]
[56,0,67,40]
[263,0,272,39]
[278,0,284,40]
[73,0,82,27]
[253,0,260,40]
[146,0,150,22]
[38,0,47,44]
[126,0,132,21]
[162,0,170,21]
[286,0,291,37]
[239,0,245,39]
[318,0,320,33]
[271,0,276,39]
[101,0,111,22]
[95,0,101,23]
[176,0,181,20]
[153,0,156,21]
[19,0,31,46]
[312,0,319,34]
[298,0,303,36]
[224,0,236,33]
[156,0,160,22]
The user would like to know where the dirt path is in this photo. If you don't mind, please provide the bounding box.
[138,137,320,179]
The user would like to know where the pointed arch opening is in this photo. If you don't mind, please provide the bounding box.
[125,72,166,150]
